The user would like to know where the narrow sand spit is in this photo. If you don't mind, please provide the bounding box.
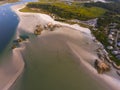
[0,47,25,90]
[0,3,116,90]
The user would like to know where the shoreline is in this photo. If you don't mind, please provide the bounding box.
[3,48,25,90]
[67,41,120,90]
[5,3,120,90]
[13,5,119,90]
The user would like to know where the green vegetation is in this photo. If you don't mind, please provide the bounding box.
[97,13,120,29]
[92,28,109,46]
[109,52,120,66]
[20,2,106,21]
[20,7,32,12]
[20,6,52,15]
[87,2,120,65]
[84,2,120,14]
[83,1,120,65]
[84,2,120,26]
[83,2,120,30]
[92,28,120,65]
[20,1,120,65]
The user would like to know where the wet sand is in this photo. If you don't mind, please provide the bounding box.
[4,3,120,90]
[15,30,110,90]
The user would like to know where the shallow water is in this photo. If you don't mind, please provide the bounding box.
[0,4,18,54]
[0,0,111,90]
[11,29,110,90]
[0,0,36,54]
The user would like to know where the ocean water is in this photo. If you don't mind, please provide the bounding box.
[0,4,19,54]
[0,0,36,55]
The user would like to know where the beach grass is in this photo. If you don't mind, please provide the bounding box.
[20,2,106,21]
[19,6,50,14]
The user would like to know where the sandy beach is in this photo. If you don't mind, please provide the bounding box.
[0,3,119,90]
[13,5,120,90]
[0,47,25,90]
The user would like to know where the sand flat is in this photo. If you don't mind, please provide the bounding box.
[4,3,120,90]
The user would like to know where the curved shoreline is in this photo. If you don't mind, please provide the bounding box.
[4,48,25,90]
[6,3,120,90]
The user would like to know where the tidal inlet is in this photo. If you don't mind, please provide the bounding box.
[0,0,120,90]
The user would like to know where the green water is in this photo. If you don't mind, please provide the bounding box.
[12,33,109,90]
